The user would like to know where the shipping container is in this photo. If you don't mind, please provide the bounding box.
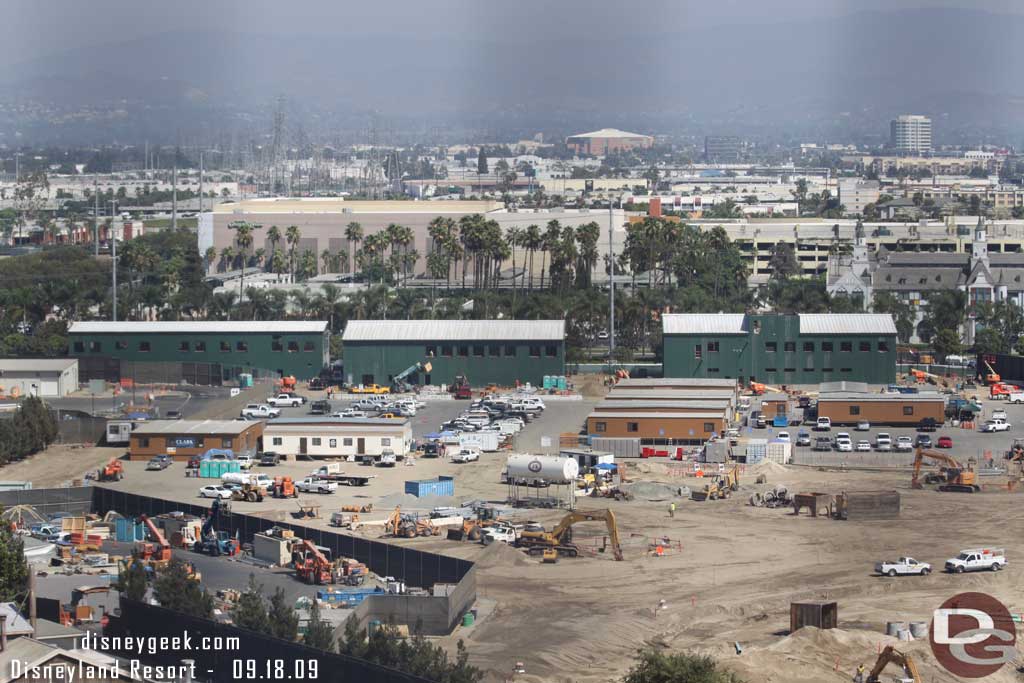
[459,431,500,452]
[115,518,145,542]
[404,476,455,498]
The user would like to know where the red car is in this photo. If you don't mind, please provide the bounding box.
[936,436,953,448]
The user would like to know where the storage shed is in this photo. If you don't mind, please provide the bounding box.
[0,358,78,397]
[405,476,455,498]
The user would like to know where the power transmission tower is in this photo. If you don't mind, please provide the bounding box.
[269,96,286,195]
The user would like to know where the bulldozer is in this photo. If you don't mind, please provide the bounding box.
[911,447,979,493]
[691,464,740,501]
[96,458,124,482]
[516,509,624,560]
[231,483,266,503]
[866,645,921,683]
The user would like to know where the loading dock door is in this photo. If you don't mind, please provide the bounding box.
[357,438,365,455]
[299,438,308,455]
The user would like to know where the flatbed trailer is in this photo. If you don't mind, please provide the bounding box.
[316,473,375,487]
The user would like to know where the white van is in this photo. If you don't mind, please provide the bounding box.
[815,417,832,431]
[1009,392,1024,405]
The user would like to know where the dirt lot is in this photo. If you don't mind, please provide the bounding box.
[0,444,123,487]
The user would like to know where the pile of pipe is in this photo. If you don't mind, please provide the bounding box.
[748,485,792,508]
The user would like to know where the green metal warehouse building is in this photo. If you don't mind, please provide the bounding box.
[341,320,565,388]
[68,321,329,384]
[662,313,897,385]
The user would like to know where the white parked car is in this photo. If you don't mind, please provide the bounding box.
[481,524,519,545]
[295,477,337,494]
[855,440,871,452]
[980,419,1011,433]
[335,409,366,418]
[815,417,831,431]
[235,454,253,470]
[775,431,791,443]
[895,436,914,452]
[876,557,932,577]
[875,433,893,451]
[855,420,871,431]
[376,451,397,467]
[835,439,853,453]
[450,449,481,463]
[199,485,233,499]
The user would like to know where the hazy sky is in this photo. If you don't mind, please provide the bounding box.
[6,0,1024,60]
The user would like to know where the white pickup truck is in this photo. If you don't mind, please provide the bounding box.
[875,557,932,577]
[295,477,337,494]
[481,523,522,545]
[945,548,1006,573]
[240,403,280,419]
[267,393,304,408]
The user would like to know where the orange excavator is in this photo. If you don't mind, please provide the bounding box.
[749,381,783,396]
[292,539,335,585]
[911,448,979,493]
[137,514,172,566]
[866,645,921,683]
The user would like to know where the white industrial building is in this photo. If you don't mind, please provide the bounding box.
[0,358,79,397]
[262,417,413,458]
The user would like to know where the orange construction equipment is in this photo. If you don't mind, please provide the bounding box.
[271,476,297,498]
[990,381,1014,399]
[749,381,784,396]
[137,514,172,564]
[292,539,334,585]
[911,448,979,493]
[984,360,1001,385]
[866,645,921,683]
[278,375,297,391]
[97,459,124,482]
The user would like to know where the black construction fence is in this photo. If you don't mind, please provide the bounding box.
[0,486,93,517]
[981,352,1024,385]
[107,599,436,683]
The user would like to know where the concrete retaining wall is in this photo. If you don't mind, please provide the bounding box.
[792,452,916,468]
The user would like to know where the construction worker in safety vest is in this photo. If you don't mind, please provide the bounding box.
[853,663,865,683]
[668,501,676,518]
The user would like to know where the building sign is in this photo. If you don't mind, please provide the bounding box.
[172,437,197,449]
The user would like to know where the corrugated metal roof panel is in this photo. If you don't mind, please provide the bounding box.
[267,417,410,427]
[662,314,746,335]
[817,392,945,403]
[614,377,737,388]
[607,389,736,399]
[69,321,328,334]
[798,314,897,335]
[587,411,726,419]
[131,420,257,435]
[597,400,731,410]
[342,319,565,342]
[0,358,77,372]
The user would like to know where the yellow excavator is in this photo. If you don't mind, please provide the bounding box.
[516,509,624,561]
[911,448,979,493]
[692,464,740,501]
[866,645,921,683]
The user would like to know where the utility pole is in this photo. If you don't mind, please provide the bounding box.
[171,157,177,231]
[608,202,615,361]
[93,176,99,256]
[198,151,203,216]
[110,200,118,322]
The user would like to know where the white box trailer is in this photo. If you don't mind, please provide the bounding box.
[459,431,500,452]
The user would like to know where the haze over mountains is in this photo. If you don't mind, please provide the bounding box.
[2,6,1023,145]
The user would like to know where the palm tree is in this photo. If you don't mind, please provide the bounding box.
[321,249,333,274]
[344,222,363,273]
[285,225,301,283]
[253,247,266,270]
[230,221,261,314]
[266,225,281,264]
[219,246,235,273]
[393,225,414,286]
[204,246,217,271]
[299,249,317,281]
[524,224,540,290]
[506,226,523,300]
[575,221,600,289]
[539,220,561,290]
[270,251,286,280]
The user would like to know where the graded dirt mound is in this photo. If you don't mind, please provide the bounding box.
[473,539,532,569]
[620,481,690,501]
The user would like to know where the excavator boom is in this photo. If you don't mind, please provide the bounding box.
[867,645,921,683]
[522,509,623,561]
[912,447,978,492]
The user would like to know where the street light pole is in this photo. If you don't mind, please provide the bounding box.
[609,202,615,362]
[110,200,118,322]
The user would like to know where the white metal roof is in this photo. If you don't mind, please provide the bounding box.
[607,389,736,399]
[69,321,328,335]
[596,400,731,410]
[614,377,737,388]
[342,319,565,342]
[798,314,897,335]
[0,358,77,372]
[587,411,725,419]
[662,314,746,335]
[567,128,652,140]
[131,420,259,436]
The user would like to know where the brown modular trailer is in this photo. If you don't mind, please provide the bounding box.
[128,420,264,460]
[760,399,789,418]
[587,412,727,440]
[835,490,900,520]
[815,396,944,426]
[790,601,837,632]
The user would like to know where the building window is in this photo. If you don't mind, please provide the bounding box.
[137,437,149,448]
[473,345,484,357]
[288,341,299,352]
[220,341,230,352]
[139,341,151,352]
[441,345,452,357]
[272,337,283,352]
[707,342,719,352]
[505,345,516,357]
[708,368,719,373]
[529,346,541,358]
[849,405,861,415]
[694,344,702,359]
[425,345,436,357]
[859,341,871,352]
[458,345,469,357]
[237,341,248,352]
[272,437,282,446]
[89,341,102,352]
[784,367,796,373]
[304,341,315,352]
[823,367,834,372]
[545,345,557,357]
[73,341,84,353]
[803,342,814,352]
[343,438,353,446]
[595,421,607,433]
[878,341,889,352]
[841,368,852,373]
[114,340,128,350]
[195,341,206,352]
[784,341,796,352]
[626,422,639,433]
[381,438,391,446]
[703,422,714,432]
[822,342,834,352]
[223,438,233,449]
[841,341,853,352]
[903,406,914,416]
[178,341,190,352]
[329,439,337,448]
[765,342,777,352]
[488,344,500,357]
[312,438,322,446]
[765,367,777,373]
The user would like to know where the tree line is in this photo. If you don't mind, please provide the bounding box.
[0,397,59,467]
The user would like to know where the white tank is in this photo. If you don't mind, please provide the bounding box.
[505,454,579,484]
